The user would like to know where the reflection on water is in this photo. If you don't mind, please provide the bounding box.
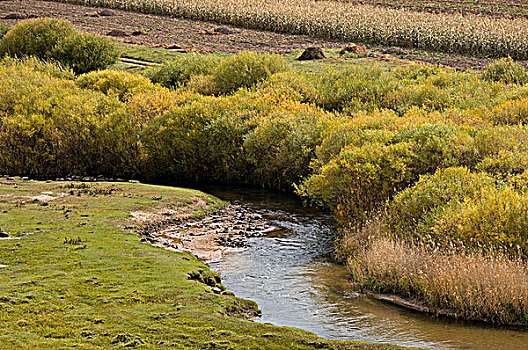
[206,187,528,350]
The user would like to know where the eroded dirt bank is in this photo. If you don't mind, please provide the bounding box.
[138,204,281,262]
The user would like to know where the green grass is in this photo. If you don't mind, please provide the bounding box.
[0,179,406,349]
[114,42,400,74]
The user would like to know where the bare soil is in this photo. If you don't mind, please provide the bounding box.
[141,205,281,262]
[0,0,501,69]
[0,0,344,54]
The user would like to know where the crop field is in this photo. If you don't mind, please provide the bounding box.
[345,0,528,19]
[51,0,528,59]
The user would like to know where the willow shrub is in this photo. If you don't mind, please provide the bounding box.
[482,57,528,85]
[298,141,414,223]
[52,33,119,74]
[138,87,331,188]
[0,60,140,178]
[0,18,118,74]
[146,52,286,95]
[0,18,75,60]
[146,53,218,88]
[388,167,528,256]
[0,24,10,40]
[311,63,528,116]
[490,98,528,125]
[299,120,478,223]
[76,69,156,101]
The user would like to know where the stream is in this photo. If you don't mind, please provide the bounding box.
[206,188,528,350]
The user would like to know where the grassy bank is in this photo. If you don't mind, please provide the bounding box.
[50,0,528,59]
[0,179,403,349]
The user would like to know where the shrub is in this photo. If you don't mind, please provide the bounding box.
[476,150,528,177]
[474,126,528,157]
[76,69,155,101]
[0,18,74,60]
[490,98,528,125]
[430,187,528,256]
[387,167,499,244]
[139,94,222,182]
[145,54,218,88]
[314,65,398,112]
[52,33,119,74]
[0,24,9,40]
[390,124,479,175]
[0,60,139,178]
[186,74,218,95]
[243,105,327,189]
[0,56,74,80]
[0,18,118,74]
[213,52,286,94]
[298,142,413,223]
[257,71,318,103]
[482,57,528,85]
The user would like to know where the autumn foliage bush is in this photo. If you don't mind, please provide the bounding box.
[0,18,118,74]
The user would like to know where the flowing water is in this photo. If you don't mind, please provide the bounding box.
[206,188,528,350]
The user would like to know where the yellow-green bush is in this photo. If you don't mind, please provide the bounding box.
[243,104,328,189]
[477,150,528,176]
[301,121,478,223]
[257,71,318,103]
[0,18,74,60]
[490,98,528,125]
[387,168,500,245]
[0,24,10,39]
[0,18,117,74]
[212,52,286,94]
[52,32,119,74]
[431,187,528,256]
[76,69,155,101]
[0,60,140,177]
[0,56,74,80]
[145,53,218,88]
[482,57,528,85]
[298,142,413,223]
[388,167,528,255]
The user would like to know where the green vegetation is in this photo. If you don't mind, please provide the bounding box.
[0,18,118,74]
[0,180,401,349]
[147,51,286,95]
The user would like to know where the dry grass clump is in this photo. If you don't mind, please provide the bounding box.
[345,218,528,326]
[56,0,528,59]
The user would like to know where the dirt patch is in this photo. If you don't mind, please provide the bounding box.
[0,0,504,69]
[140,205,280,262]
[297,47,326,61]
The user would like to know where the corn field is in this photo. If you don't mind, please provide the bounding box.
[50,0,528,59]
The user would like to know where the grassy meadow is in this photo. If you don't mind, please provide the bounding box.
[0,179,405,349]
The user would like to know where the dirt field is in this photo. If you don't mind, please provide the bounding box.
[0,0,501,69]
[0,0,345,54]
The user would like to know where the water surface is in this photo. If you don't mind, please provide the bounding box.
[207,188,528,350]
